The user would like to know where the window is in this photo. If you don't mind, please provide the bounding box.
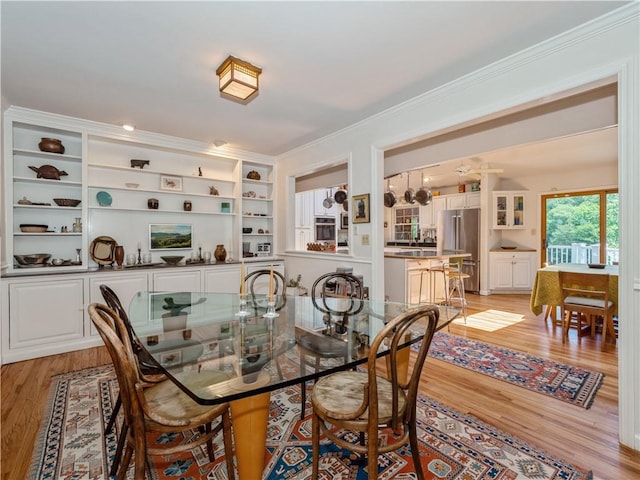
[542,189,618,265]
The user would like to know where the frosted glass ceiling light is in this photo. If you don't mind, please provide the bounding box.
[122,124,135,131]
[216,55,262,101]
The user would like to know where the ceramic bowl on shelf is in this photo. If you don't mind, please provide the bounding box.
[96,191,112,207]
[161,255,184,265]
[14,253,52,265]
[19,224,48,233]
[53,198,81,207]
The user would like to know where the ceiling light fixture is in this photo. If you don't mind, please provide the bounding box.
[213,140,227,147]
[216,55,262,101]
[122,124,135,132]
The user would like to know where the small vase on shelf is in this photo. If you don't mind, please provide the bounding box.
[114,245,125,268]
[214,244,227,263]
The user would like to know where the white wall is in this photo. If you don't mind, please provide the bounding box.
[275,5,639,449]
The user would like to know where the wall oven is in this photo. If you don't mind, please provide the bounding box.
[315,217,336,242]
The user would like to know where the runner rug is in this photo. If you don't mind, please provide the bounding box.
[29,365,593,480]
[425,332,604,409]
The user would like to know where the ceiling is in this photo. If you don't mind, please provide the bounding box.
[1,1,628,158]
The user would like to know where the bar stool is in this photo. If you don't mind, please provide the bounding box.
[417,261,448,306]
[444,257,468,322]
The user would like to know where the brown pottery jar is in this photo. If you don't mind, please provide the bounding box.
[214,244,227,263]
[38,138,65,154]
[147,198,159,209]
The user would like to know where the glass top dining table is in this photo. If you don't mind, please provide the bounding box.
[128,292,459,479]
[128,292,459,406]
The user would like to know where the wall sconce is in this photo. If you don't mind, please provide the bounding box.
[216,55,262,101]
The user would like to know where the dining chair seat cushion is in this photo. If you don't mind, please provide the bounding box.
[565,296,614,309]
[312,370,406,424]
[144,370,231,425]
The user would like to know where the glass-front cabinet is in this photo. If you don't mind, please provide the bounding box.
[394,206,420,241]
[492,191,525,229]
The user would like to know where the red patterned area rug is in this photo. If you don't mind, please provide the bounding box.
[29,365,593,479]
[425,333,604,409]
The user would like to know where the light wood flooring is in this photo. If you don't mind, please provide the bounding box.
[1,294,639,479]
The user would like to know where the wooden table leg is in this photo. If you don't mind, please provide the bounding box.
[230,391,270,480]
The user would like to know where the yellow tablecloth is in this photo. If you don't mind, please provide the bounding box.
[530,264,619,316]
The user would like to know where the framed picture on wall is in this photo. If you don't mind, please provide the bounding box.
[160,175,183,191]
[352,194,370,224]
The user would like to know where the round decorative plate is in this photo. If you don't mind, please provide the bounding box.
[96,190,112,207]
[89,235,117,265]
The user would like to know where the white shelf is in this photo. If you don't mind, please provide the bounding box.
[13,177,82,187]
[14,148,82,162]
[88,163,235,184]
[87,184,235,200]
[14,232,82,237]
[14,204,81,210]
[242,196,272,202]
[88,206,236,216]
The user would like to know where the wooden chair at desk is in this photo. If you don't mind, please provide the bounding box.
[559,271,615,349]
[297,272,365,419]
[310,304,440,480]
[88,303,235,480]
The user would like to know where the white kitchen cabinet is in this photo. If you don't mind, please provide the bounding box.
[152,269,203,292]
[7,278,85,351]
[419,202,434,228]
[489,251,535,291]
[492,191,525,229]
[295,191,314,228]
[314,188,338,216]
[295,228,313,251]
[88,273,149,335]
[204,266,241,293]
[431,196,447,226]
[384,257,446,304]
[446,192,481,210]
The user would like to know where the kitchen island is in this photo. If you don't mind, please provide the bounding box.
[384,249,471,304]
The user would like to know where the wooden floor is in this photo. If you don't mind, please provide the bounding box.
[1,294,639,479]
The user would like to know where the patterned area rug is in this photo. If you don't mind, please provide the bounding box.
[426,333,604,409]
[29,365,593,479]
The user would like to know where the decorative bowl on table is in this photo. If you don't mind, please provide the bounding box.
[14,253,52,265]
[19,224,48,233]
[53,198,81,207]
[161,255,184,265]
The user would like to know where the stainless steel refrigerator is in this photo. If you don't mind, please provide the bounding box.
[437,208,480,293]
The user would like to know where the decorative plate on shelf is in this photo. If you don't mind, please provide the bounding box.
[96,191,112,207]
[89,235,117,265]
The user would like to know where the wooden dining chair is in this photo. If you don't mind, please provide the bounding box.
[310,304,439,480]
[559,271,615,349]
[88,303,235,480]
[99,284,166,476]
[297,272,365,419]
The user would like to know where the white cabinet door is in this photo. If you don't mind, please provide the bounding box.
[490,255,514,289]
[204,266,241,293]
[466,192,481,208]
[419,203,434,228]
[314,188,337,216]
[9,278,85,349]
[489,252,534,290]
[295,228,312,250]
[512,254,534,289]
[493,192,526,229]
[152,270,202,291]
[446,194,466,210]
[295,191,314,228]
[88,273,149,336]
[431,196,447,225]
